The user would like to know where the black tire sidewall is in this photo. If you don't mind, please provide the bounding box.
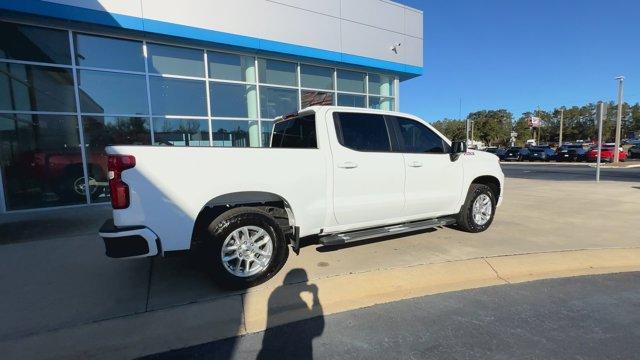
[205,208,288,289]
[463,185,496,232]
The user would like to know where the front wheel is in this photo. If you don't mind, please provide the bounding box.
[454,184,496,233]
[204,207,289,289]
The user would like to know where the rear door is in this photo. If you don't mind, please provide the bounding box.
[389,116,463,216]
[330,111,405,225]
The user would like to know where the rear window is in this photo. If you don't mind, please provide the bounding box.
[270,114,317,148]
[333,112,391,152]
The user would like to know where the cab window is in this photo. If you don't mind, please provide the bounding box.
[392,117,449,154]
[270,114,317,148]
[333,112,391,152]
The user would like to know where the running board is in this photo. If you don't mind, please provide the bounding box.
[319,217,456,247]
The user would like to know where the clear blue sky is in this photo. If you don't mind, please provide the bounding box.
[396,0,640,122]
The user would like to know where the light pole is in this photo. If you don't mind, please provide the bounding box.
[470,120,475,148]
[595,101,606,182]
[614,76,624,163]
[558,107,564,146]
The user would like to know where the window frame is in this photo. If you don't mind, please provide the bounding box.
[387,116,450,154]
[0,19,402,213]
[332,111,397,153]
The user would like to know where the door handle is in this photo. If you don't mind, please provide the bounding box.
[408,161,423,168]
[337,161,358,169]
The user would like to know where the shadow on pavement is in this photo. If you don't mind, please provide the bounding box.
[144,268,325,360]
[257,268,324,359]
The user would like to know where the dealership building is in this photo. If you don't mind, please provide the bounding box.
[0,0,423,212]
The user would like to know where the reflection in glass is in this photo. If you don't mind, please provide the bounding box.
[300,64,333,90]
[208,51,255,82]
[368,74,394,96]
[209,82,257,118]
[147,43,204,77]
[82,116,151,203]
[259,86,298,119]
[369,96,395,111]
[260,120,274,147]
[149,77,207,116]
[74,33,144,72]
[337,70,365,93]
[258,58,297,86]
[0,22,71,64]
[0,113,84,210]
[0,63,76,112]
[153,118,209,147]
[337,93,366,108]
[78,70,148,115]
[212,120,260,147]
[301,90,333,108]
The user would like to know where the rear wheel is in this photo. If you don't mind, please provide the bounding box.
[203,207,289,289]
[455,184,496,233]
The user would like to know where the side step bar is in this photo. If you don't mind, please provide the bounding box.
[319,217,457,247]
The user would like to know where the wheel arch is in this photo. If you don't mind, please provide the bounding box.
[471,175,501,199]
[190,191,296,249]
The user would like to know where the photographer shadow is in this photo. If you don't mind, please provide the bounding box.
[257,268,324,360]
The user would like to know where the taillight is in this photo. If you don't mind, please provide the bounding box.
[107,155,136,209]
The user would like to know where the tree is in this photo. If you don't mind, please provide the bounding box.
[431,118,466,141]
[467,109,512,146]
[429,101,640,146]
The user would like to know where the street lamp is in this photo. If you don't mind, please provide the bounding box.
[614,76,624,163]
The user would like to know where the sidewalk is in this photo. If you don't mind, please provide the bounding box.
[1,178,639,359]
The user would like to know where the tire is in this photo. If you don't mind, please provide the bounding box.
[58,166,104,201]
[203,207,289,289]
[454,184,496,233]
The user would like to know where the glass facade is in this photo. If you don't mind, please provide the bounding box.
[0,20,398,211]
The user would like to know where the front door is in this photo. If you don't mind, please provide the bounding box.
[390,116,463,216]
[330,111,405,225]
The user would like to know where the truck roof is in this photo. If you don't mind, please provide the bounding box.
[273,105,408,123]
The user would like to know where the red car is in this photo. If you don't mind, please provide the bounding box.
[586,144,627,162]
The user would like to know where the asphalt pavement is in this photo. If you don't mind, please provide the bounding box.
[502,161,640,182]
[145,272,640,360]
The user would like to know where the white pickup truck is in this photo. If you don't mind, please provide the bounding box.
[99,106,504,288]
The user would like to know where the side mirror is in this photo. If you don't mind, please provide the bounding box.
[450,140,467,161]
[451,140,467,154]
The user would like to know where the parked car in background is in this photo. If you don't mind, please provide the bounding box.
[628,145,640,159]
[502,147,525,161]
[556,144,587,162]
[484,147,498,155]
[528,147,556,162]
[586,144,627,162]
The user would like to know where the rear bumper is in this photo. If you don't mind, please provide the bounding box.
[99,219,159,258]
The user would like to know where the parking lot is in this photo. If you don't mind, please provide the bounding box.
[1,163,639,359]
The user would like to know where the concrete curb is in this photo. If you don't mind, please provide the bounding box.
[3,248,640,360]
[587,163,640,169]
